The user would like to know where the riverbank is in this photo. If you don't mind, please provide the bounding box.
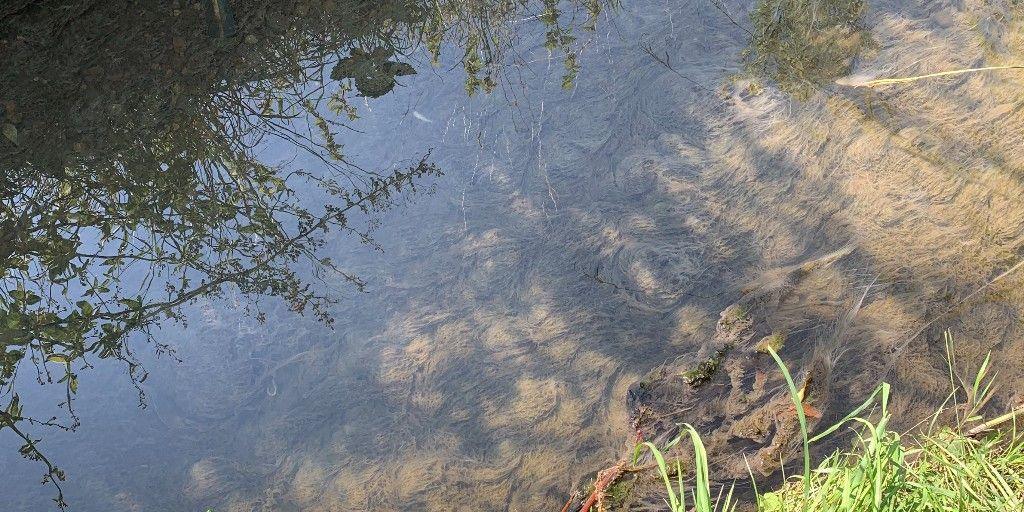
[566,331,1024,511]
[556,239,1024,510]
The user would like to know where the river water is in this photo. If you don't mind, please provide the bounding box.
[6,0,1024,510]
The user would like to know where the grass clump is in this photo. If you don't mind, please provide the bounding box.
[760,424,1024,511]
[642,331,1024,512]
[634,424,737,512]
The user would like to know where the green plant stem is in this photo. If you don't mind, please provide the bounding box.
[766,346,811,511]
[853,65,1024,87]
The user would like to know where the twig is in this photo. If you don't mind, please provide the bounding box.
[580,461,626,512]
[0,411,66,508]
[889,257,1024,366]
[561,459,669,512]
[638,35,713,93]
[843,65,1024,88]
[967,405,1024,438]
[559,493,577,512]
[710,0,753,36]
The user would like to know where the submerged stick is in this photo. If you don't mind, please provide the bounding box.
[579,461,626,512]
[839,65,1024,88]
[559,494,576,512]
[889,257,1024,368]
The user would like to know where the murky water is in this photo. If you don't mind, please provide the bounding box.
[6,0,1024,510]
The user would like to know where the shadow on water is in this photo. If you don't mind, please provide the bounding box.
[6,0,1024,511]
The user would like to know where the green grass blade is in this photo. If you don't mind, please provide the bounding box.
[766,346,811,510]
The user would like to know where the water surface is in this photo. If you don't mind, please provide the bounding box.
[6,1,1024,510]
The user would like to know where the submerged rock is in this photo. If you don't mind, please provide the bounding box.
[564,300,834,511]
[627,303,830,479]
[564,247,858,511]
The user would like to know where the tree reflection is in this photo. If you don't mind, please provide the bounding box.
[743,0,870,97]
[0,0,607,506]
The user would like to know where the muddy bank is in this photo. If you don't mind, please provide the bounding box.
[560,247,869,510]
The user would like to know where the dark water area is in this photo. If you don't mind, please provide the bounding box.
[5,0,1024,511]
